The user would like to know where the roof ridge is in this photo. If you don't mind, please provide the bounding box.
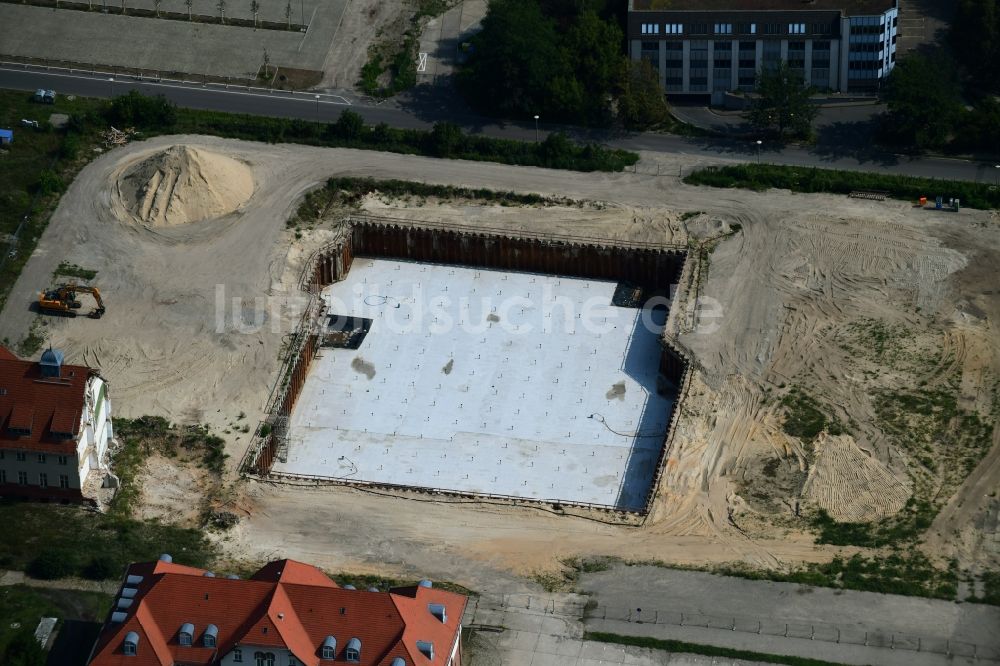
[135,599,173,666]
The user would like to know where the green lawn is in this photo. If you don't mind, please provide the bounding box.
[0,90,104,311]
[0,500,217,581]
[0,585,112,656]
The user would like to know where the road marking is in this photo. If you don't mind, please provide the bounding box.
[417,52,428,73]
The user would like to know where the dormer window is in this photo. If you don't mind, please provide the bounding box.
[321,635,337,659]
[179,622,194,646]
[203,623,218,648]
[416,641,434,660]
[345,637,361,662]
[428,603,446,623]
[123,631,139,656]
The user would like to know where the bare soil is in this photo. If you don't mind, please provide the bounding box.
[2,136,997,594]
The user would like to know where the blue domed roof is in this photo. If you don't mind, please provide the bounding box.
[39,348,64,377]
[40,347,64,365]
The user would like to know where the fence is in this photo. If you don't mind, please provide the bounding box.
[462,595,1000,662]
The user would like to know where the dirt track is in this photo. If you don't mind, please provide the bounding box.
[2,135,997,593]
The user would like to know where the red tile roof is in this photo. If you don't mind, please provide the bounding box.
[0,346,93,453]
[88,559,468,666]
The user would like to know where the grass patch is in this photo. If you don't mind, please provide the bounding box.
[0,585,112,660]
[361,0,454,98]
[584,631,850,666]
[0,89,106,312]
[0,500,216,581]
[110,416,227,516]
[714,551,958,600]
[968,571,1000,606]
[290,176,570,227]
[684,164,1000,210]
[15,318,47,357]
[53,261,98,281]
[780,387,844,445]
[532,556,615,592]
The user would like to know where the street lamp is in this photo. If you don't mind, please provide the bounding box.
[756,139,762,165]
[314,94,320,117]
[108,77,114,98]
[995,164,1000,187]
[533,114,539,143]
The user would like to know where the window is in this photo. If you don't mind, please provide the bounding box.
[179,623,193,647]
[764,23,780,35]
[254,652,275,666]
[788,23,806,35]
[58,455,68,465]
[713,23,732,35]
[233,648,243,663]
[16,451,25,462]
[18,471,28,485]
[345,638,362,663]
[38,453,46,464]
[640,23,659,35]
[39,473,48,488]
[0,451,4,459]
[123,631,139,656]
[288,658,298,666]
[665,23,683,34]
[203,624,218,648]
[689,23,707,35]
[0,470,5,484]
[59,475,69,489]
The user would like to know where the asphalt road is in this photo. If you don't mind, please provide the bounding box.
[2,63,998,184]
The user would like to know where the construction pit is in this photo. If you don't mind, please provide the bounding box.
[3,136,999,599]
[263,222,687,512]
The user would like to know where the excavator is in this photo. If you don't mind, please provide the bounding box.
[38,283,106,319]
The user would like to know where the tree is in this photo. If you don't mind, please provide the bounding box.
[334,109,365,140]
[746,62,818,140]
[216,0,226,23]
[562,10,624,122]
[951,0,1000,93]
[458,0,575,119]
[26,548,76,579]
[619,59,669,129]
[880,51,961,149]
[153,0,161,16]
[250,0,260,27]
[185,0,192,19]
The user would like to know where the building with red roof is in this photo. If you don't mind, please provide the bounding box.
[87,557,467,666]
[0,345,112,501]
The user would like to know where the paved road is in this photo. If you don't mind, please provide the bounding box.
[2,64,997,184]
[578,565,1000,666]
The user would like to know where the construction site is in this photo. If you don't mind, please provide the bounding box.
[1,135,998,618]
[243,219,688,512]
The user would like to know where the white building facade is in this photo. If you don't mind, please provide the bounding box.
[628,0,899,104]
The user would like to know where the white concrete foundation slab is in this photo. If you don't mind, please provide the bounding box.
[275,258,674,510]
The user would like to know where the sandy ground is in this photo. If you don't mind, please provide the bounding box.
[1,135,998,596]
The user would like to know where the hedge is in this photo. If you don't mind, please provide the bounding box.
[684,164,999,210]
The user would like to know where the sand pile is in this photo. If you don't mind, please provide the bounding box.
[119,145,254,226]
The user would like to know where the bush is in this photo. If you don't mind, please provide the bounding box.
[684,164,1000,210]
[2,626,46,666]
[106,90,177,129]
[34,170,65,196]
[82,555,122,581]
[334,110,365,141]
[26,549,77,580]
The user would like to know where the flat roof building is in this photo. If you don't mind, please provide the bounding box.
[627,0,899,103]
